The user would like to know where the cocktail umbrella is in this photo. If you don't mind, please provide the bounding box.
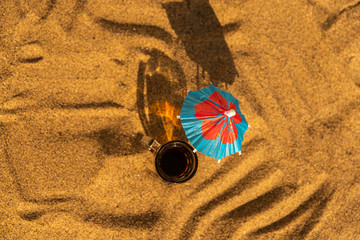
[179,85,248,162]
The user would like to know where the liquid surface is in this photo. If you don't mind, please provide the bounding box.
[159,147,190,177]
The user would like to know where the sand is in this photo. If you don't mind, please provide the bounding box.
[0,0,359,239]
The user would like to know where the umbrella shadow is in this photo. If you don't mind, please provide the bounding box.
[162,0,239,87]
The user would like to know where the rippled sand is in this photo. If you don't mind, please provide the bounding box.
[1,0,359,239]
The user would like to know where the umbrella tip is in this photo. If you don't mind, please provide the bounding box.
[193,149,197,153]
[218,159,221,163]
[177,115,181,119]
[225,109,236,117]
[239,151,241,155]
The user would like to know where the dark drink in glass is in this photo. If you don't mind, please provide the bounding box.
[155,141,197,183]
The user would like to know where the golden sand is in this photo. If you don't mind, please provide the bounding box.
[0,0,359,239]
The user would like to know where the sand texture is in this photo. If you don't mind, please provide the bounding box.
[1,0,360,239]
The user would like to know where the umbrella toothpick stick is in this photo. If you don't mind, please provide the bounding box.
[218,159,221,164]
[177,115,180,119]
[193,149,197,153]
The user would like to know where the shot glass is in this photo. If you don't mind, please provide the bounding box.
[143,137,198,183]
